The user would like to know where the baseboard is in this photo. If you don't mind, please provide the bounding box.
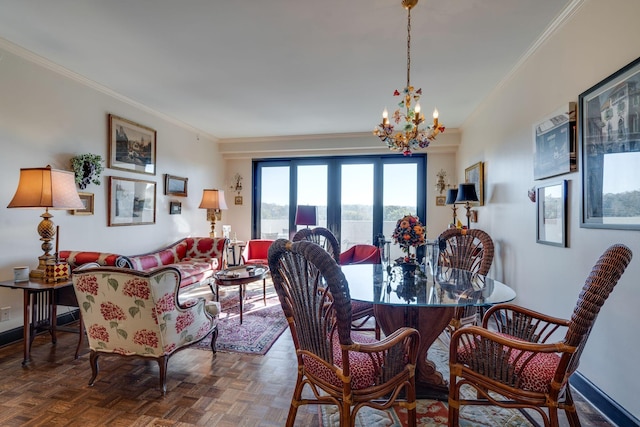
[0,309,80,348]
[572,372,640,427]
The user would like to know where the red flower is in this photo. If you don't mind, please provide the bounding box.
[133,329,159,348]
[393,89,400,96]
[176,311,195,333]
[76,275,99,295]
[100,302,126,321]
[123,278,150,300]
[152,293,176,323]
[88,324,109,342]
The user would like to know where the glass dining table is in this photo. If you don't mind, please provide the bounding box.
[342,262,516,400]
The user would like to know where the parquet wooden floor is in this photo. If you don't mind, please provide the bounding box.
[0,282,614,426]
[0,320,317,426]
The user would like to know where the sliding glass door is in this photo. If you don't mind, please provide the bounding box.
[253,155,426,252]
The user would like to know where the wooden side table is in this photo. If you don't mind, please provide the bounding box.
[0,277,83,364]
[212,265,269,324]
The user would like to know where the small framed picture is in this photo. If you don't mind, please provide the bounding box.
[533,103,577,180]
[164,174,188,197]
[435,196,446,206]
[235,195,243,205]
[536,180,567,247]
[71,192,94,215]
[169,201,182,215]
[470,210,478,223]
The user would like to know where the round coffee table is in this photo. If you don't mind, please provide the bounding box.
[212,264,269,324]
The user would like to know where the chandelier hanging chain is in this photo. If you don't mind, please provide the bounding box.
[406,5,411,88]
[374,0,445,156]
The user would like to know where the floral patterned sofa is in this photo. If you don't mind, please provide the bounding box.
[61,237,228,290]
[72,265,220,394]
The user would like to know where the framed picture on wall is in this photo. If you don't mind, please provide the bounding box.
[533,103,577,180]
[169,201,182,215]
[108,114,156,176]
[164,174,188,197]
[536,180,567,247]
[71,192,94,215]
[465,161,484,206]
[108,176,156,226]
[579,55,640,230]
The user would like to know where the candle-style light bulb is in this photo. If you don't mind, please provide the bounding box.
[382,108,389,126]
[433,108,439,127]
[415,103,421,115]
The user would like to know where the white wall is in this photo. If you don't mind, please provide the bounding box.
[0,44,224,332]
[218,132,460,242]
[459,0,640,418]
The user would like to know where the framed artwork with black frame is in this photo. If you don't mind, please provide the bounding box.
[169,201,182,215]
[533,102,577,180]
[164,174,188,197]
[579,56,640,230]
[108,114,156,176]
[537,180,567,247]
[108,176,156,226]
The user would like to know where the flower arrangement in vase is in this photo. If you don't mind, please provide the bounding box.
[391,214,426,265]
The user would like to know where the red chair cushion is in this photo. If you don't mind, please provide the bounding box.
[301,331,378,390]
[456,332,561,393]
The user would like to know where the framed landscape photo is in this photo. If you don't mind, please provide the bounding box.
[71,192,94,215]
[465,161,484,206]
[537,180,567,247]
[164,174,188,197]
[533,102,577,180]
[108,114,156,175]
[108,176,156,226]
[579,56,640,230]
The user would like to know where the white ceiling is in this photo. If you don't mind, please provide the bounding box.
[0,0,575,140]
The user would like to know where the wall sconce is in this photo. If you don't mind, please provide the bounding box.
[7,166,84,278]
[231,173,243,195]
[199,189,228,237]
[435,169,448,194]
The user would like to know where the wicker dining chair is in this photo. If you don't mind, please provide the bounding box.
[339,244,382,339]
[268,239,420,427]
[437,228,495,330]
[448,244,632,427]
[293,228,380,339]
[292,227,340,262]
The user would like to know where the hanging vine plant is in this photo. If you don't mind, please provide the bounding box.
[71,153,104,189]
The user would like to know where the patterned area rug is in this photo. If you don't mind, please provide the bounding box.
[320,336,531,426]
[193,286,288,355]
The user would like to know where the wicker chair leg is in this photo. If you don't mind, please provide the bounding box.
[448,377,460,427]
[285,373,305,427]
[564,387,581,427]
[407,380,417,427]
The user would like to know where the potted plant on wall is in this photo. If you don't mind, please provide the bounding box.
[71,153,104,189]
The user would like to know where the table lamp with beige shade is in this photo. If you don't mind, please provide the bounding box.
[7,166,85,279]
[199,189,228,237]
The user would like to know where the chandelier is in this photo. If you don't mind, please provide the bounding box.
[373,0,445,156]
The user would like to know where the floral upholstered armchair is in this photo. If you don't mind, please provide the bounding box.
[72,266,220,395]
